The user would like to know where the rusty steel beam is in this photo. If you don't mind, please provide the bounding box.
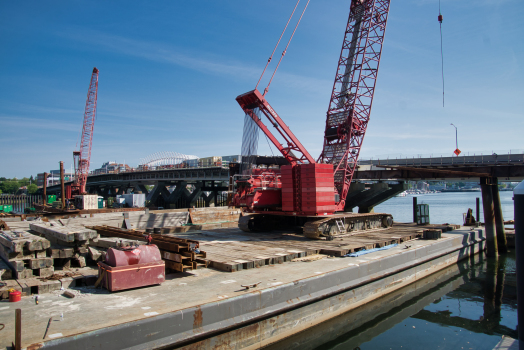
[60,161,65,209]
[91,225,200,252]
[43,172,48,205]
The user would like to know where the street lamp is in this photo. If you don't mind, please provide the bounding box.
[450,123,459,156]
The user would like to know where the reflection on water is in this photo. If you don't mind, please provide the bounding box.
[265,252,517,350]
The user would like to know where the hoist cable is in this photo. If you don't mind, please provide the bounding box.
[439,0,445,107]
[263,0,311,96]
[255,0,301,91]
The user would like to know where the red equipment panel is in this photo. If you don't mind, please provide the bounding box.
[279,164,335,215]
[98,261,165,292]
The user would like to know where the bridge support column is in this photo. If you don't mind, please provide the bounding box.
[345,183,388,212]
[188,183,203,207]
[480,177,497,257]
[166,181,187,206]
[357,182,407,213]
[98,187,111,198]
[343,182,366,212]
[147,182,171,207]
[491,178,508,254]
[202,192,216,207]
[136,184,150,196]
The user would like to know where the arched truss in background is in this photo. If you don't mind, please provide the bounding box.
[140,152,199,167]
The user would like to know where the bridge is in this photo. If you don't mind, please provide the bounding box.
[44,153,524,212]
[355,153,524,181]
[46,166,230,209]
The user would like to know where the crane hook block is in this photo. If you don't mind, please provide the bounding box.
[438,14,443,23]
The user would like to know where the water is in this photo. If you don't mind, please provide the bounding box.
[374,191,514,225]
[266,251,518,350]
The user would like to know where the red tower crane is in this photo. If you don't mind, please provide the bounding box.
[68,67,99,198]
[233,0,393,238]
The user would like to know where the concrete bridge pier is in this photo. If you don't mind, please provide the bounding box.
[141,181,228,209]
[357,182,407,213]
[344,182,406,214]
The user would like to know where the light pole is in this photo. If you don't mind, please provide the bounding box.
[450,123,458,156]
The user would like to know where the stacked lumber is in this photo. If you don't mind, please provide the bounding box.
[29,222,98,268]
[0,258,12,280]
[91,226,207,273]
[189,207,240,229]
[0,230,52,279]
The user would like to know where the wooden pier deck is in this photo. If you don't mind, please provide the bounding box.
[169,223,459,272]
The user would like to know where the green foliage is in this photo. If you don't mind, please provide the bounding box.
[27,183,38,194]
[0,180,20,194]
[18,177,30,187]
[0,176,38,194]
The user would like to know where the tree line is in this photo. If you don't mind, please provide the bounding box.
[0,176,38,194]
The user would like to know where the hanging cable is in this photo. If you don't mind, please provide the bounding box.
[263,0,311,96]
[255,0,301,91]
[438,0,445,107]
[264,133,279,167]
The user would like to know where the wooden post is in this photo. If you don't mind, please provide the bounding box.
[15,308,21,350]
[43,172,48,205]
[60,162,65,210]
[476,197,480,223]
[513,181,524,349]
[491,178,507,254]
[480,177,497,257]
[413,196,418,223]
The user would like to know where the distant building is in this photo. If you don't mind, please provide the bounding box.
[92,162,132,175]
[221,155,242,166]
[37,171,74,187]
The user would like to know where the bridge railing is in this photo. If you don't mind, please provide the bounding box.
[89,164,231,176]
[359,152,524,167]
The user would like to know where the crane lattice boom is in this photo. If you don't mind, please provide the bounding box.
[74,67,99,194]
[318,0,390,210]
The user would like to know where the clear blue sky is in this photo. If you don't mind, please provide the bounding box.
[1,0,522,179]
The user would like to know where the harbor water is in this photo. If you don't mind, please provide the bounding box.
[266,250,517,350]
[374,191,514,225]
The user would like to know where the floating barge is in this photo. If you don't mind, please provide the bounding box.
[0,211,486,350]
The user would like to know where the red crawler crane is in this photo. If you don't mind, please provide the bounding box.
[233,0,393,238]
[68,67,99,198]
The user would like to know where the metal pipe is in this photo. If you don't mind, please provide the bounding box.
[513,181,524,349]
[413,196,418,223]
[491,178,507,254]
[60,161,65,209]
[480,177,497,257]
[450,123,458,156]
